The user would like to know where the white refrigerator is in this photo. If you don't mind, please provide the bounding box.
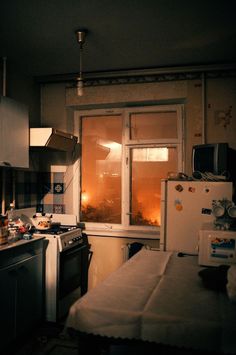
[160,179,233,254]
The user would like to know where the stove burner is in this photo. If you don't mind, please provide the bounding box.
[34,224,78,235]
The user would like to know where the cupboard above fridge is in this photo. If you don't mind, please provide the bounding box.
[0,96,29,168]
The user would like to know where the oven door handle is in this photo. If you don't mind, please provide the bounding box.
[88,249,93,268]
[63,243,87,256]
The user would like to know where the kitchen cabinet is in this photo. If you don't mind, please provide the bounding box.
[0,96,29,168]
[0,238,45,350]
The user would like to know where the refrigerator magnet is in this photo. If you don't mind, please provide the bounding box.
[175,199,183,211]
[175,184,183,192]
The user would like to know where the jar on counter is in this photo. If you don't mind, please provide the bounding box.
[0,227,8,245]
[7,227,21,243]
[0,215,9,245]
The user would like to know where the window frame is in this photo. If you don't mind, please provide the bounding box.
[123,143,183,231]
[74,105,184,232]
[124,105,183,145]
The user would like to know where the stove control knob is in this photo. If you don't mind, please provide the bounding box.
[68,240,73,244]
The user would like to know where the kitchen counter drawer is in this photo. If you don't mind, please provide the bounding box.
[0,236,45,269]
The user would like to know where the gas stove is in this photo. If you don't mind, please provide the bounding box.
[33,224,77,234]
[31,213,86,252]
[33,225,83,252]
[32,214,90,322]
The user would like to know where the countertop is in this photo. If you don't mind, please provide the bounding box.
[0,235,45,252]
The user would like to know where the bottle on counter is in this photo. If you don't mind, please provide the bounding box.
[7,203,20,242]
[8,202,15,225]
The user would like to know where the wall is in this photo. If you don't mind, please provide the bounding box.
[1,64,41,127]
[40,83,74,133]
[207,77,236,148]
[87,236,159,290]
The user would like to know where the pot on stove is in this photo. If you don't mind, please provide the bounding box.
[31,213,52,230]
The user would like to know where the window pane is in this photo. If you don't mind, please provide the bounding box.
[81,115,122,223]
[130,147,178,226]
[130,111,178,140]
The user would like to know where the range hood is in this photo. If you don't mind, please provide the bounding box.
[30,128,78,152]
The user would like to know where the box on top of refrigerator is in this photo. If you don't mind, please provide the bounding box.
[198,224,236,266]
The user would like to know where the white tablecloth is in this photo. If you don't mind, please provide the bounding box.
[66,249,236,353]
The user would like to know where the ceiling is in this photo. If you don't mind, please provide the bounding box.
[1,0,236,80]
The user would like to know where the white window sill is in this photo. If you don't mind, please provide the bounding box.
[85,228,160,240]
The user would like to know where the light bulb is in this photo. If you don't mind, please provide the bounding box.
[77,78,83,96]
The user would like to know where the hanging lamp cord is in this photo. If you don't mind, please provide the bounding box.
[79,42,83,81]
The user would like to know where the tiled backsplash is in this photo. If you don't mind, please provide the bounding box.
[0,169,65,214]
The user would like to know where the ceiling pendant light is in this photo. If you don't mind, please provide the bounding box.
[75,30,87,96]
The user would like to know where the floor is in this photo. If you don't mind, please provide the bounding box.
[4,320,78,355]
[2,319,206,355]
[5,321,158,355]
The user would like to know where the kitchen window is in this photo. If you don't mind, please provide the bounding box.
[76,105,183,231]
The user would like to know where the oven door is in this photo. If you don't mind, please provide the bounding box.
[59,243,89,300]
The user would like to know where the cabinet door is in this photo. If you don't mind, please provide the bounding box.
[0,265,17,346]
[16,253,43,336]
[0,96,29,168]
